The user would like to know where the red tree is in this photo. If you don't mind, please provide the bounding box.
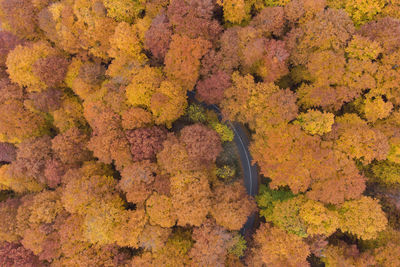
[0,242,41,267]
[180,124,222,165]
[125,126,168,162]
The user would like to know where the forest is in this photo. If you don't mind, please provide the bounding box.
[0,0,400,266]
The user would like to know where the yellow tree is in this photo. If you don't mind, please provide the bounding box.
[125,65,163,108]
[338,196,387,240]
[6,41,63,92]
[145,192,176,228]
[170,171,212,227]
[150,80,187,128]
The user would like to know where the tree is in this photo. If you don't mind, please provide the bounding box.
[247,39,289,82]
[125,126,167,162]
[167,0,222,41]
[345,35,383,61]
[56,213,131,266]
[83,202,146,248]
[145,192,176,228]
[164,34,211,90]
[373,230,400,267]
[333,114,389,164]
[180,124,222,166]
[299,199,339,236]
[0,0,39,39]
[359,17,400,54]
[27,88,63,113]
[0,198,20,242]
[211,181,256,230]
[0,77,24,105]
[358,95,393,123]
[250,124,325,193]
[256,184,295,220]
[170,171,212,226]
[150,80,187,128]
[248,223,311,267]
[51,94,87,133]
[144,13,172,62]
[51,127,91,166]
[306,152,366,205]
[0,32,23,68]
[284,0,327,24]
[196,71,231,105]
[6,41,63,92]
[69,60,106,100]
[210,122,234,142]
[0,142,16,163]
[121,107,153,130]
[338,196,388,240]
[295,109,335,135]
[268,195,308,237]
[0,241,41,267]
[103,0,145,23]
[84,101,132,169]
[15,190,64,258]
[17,190,63,233]
[250,7,285,37]
[32,55,69,88]
[219,0,251,24]
[137,229,193,266]
[189,219,234,267]
[44,158,65,188]
[139,224,171,252]
[117,160,158,205]
[321,241,376,266]
[61,163,115,211]
[10,136,52,183]
[0,165,44,194]
[263,0,291,6]
[157,133,200,174]
[71,0,118,60]
[228,234,247,258]
[125,65,163,108]
[330,0,385,25]
[221,72,298,131]
[371,160,400,185]
[285,8,355,65]
[0,100,49,144]
[108,22,147,63]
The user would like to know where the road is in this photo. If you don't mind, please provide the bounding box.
[187,92,259,235]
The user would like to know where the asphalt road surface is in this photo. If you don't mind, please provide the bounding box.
[188,92,259,235]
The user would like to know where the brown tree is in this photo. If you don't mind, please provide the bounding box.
[0,142,16,163]
[196,71,231,105]
[125,126,168,162]
[167,0,222,42]
[0,241,41,267]
[0,198,20,242]
[157,133,200,175]
[180,124,222,166]
[189,219,234,267]
[144,13,172,62]
[211,181,256,230]
[51,127,91,166]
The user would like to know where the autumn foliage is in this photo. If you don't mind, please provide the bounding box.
[0,0,399,266]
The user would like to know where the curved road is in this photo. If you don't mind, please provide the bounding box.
[187,92,259,235]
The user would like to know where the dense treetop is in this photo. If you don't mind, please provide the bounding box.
[0,0,400,266]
